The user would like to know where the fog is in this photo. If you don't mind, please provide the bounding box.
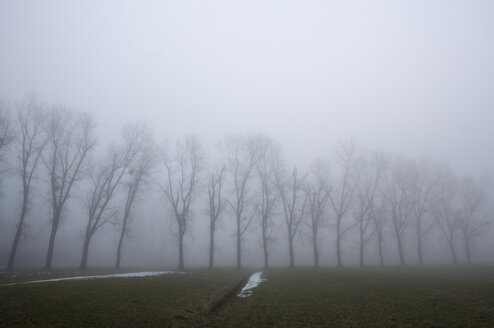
[0,0,493,270]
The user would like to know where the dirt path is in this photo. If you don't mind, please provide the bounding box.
[206,271,252,315]
[168,271,253,326]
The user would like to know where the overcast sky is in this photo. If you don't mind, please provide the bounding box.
[1,0,493,176]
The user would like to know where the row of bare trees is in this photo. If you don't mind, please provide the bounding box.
[207,135,490,268]
[0,97,156,271]
[0,97,491,270]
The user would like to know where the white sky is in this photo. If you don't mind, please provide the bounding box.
[1,0,493,175]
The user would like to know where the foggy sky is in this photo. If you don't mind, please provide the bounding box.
[1,0,493,174]
[0,1,493,269]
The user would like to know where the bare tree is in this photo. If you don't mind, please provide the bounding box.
[80,150,124,269]
[353,150,387,267]
[409,158,438,265]
[7,96,48,271]
[370,191,388,266]
[79,125,146,269]
[115,124,155,270]
[276,167,307,268]
[43,108,96,269]
[304,159,330,268]
[253,134,281,269]
[328,141,358,267]
[206,165,224,269]
[162,135,204,269]
[387,156,414,266]
[431,168,459,264]
[456,176,489,265]
[221,134,257,269]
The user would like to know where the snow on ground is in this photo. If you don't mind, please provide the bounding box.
[2,271,182,286]
[237,271,265,298]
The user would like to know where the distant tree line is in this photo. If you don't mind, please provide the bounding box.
[0,96,491,271]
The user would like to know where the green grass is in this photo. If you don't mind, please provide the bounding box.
[0,269,247,328]
[1,267,494,327]
[211,267,494,328]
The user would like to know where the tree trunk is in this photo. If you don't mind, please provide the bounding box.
[178,223,184,269]
[80,232,92,270]
[262,221,269,269]
[394,227,405,266]
[417,226,423,265]
[448,239,458,265]
[44,212,60,269]
[313,231,319,268]
[377,232,384,266]
[115,214,129,270]
[359,225,364,268]
[416,219,423,265]
[7,192,29,271]
[288,236,295,268]
[209,221,215,269]
[462,229,472,265]
[336,216,342,267]
[263,239,269,269]
[236,214,241,269]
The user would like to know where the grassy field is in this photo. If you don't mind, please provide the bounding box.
[0,269,247,328]
[212,267,494,328]
[1,267,494,327]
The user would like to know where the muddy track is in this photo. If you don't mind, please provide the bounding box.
[172,272,254,323]
[205,272,253,316]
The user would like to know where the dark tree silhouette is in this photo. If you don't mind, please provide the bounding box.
[206,166,224,269]
[80,125,146,270]
[456,176,489,265]
[221,134,257,269]
[431,168,459,265]
[253,134,281,269]
[276,167,307,268]
[8,96,48,271]
[352,150,387,267]
[115,124,155,270]
[328,141,358,267]
[387,156,414,266]
[162,135,204,269]
[44,108,95,269]
[304,159,330,268]
[409,158,438,265]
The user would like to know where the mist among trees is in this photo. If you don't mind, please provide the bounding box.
[0,96,492,271]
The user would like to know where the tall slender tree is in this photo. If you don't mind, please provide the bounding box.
[206,166,224,269]
[387,156,414,266]
[431,168,459,264]
[7,96,48,271]
[253,134,281,269]
[221,134,257,269]
[80,125,146,269]
[456,176,489,265]
[162,135,204,269]
[409,158,438,265]
[44,108,95,269]
[352,150,387,267]
[276,167,307,268]
[370,191,388,266]
[115,124,155,270]
[304,159,330,268]
[328,141,358,267]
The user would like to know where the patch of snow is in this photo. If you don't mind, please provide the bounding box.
[2,271,182,286]
[237,271,265,298]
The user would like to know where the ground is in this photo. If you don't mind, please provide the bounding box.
[1,267,493,327]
